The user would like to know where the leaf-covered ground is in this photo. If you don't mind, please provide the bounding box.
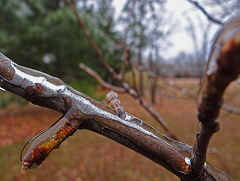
[0,78,239,180]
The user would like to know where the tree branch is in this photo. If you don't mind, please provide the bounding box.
[79,63,126,93]
[0,42,234,179]
[0,52,194,179]
[66,0,120,80]
[132,62,240,116]
[191,16,240,179]
[186,0,224,25]
[79,62,179,140]
[66,1,179,140]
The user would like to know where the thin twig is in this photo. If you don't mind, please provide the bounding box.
[133,63,240,116]
[66,0,119,80]
[67,0,178,140]
[79,63,126,93]
[186,0,224,25]
[79,62,179,140]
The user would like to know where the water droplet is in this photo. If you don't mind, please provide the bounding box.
[185,157,191,166]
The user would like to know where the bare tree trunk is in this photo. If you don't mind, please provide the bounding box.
[138,3,145,96]
[150,77,157,105]
[138,47,144,96]
[148,52,157,105]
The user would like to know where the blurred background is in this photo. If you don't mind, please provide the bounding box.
[0,0,239,180]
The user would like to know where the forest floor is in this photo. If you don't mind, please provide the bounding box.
[0,78,239,181]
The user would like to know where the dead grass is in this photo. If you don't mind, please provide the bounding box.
[0,78,239,180]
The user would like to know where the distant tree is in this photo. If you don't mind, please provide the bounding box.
[119,0,171,96]
[0,0,121,92]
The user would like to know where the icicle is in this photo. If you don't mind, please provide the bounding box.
[20,114,80,170]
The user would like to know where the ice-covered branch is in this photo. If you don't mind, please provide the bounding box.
[0,52,228,180]
[79,62,178,140]
[66,1,178,139]
[0,52,191,178]
[192,16,240,179]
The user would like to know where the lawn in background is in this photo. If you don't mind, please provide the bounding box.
[0,78,239,180]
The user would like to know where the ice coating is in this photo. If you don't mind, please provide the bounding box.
[105,90,192,173]
[197,16,240,107]
[21,116,68,162]
[0,51,234,177]
[21,115,80,170]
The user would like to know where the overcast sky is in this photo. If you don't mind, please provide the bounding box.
[164,0,221,59]
[113,0,221,60]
